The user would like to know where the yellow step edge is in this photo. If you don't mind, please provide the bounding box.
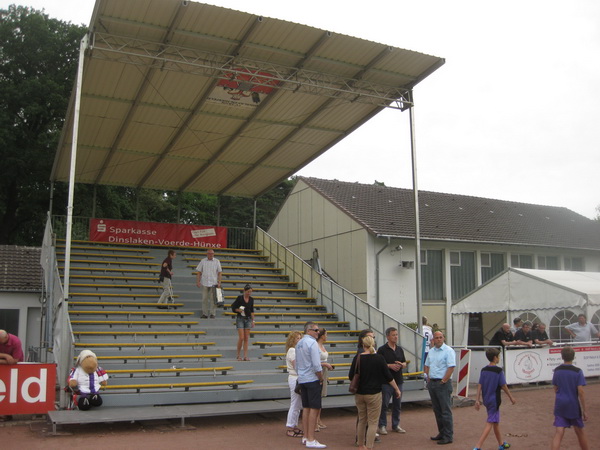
[251,320,348,325]
[264,351,354,357]
[87,354,222,360]
[66,267,159,274]
[70,284,162,289]
[104,380,253,390]
[222,312,334,317]
[251,330,359,334]
[56,245,150,253]
[73,331,206,335]
[69,310,193,315]
[75,342,214,348]
[70,320,198,325]
[68,302,184,307]
[70,275,159,281]
[252,340,355,346]
[106,367,233,374]
[70,293,173,298]
[57,252,155,260]
[60,259,160,266]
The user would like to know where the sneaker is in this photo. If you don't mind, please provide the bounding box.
[301,437,307,445]
[201,314,208,319]
[374,435,381,443]
[306,440,327,448]
[377,426,387,435]
[499,443,511,449]
[209,314,215,318]
[392,426,406,433]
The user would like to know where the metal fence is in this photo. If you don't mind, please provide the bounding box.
[255,227,425,371]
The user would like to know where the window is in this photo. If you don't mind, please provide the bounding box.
[451,251,476,300]
[538,256,559,270]
[420,249,427,265]
[481,253,505,284]
[480,252,491,268]
[549,310,578,341]
[450,251,461,266]
[510,254,533,268]
[421,250,443,301]
[564,257,584,271]
[0,309,19,336]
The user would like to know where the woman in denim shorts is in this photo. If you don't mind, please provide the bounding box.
[231,284,255,361]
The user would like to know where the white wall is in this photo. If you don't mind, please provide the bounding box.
[269,180,368,298]
[0,292,42,359]
[366,236,419,324]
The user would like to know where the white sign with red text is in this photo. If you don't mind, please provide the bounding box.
[0,364,56,414]
[503,344,600,384]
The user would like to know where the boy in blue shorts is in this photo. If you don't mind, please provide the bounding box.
[551,346,589,450]
[473,347,516,450]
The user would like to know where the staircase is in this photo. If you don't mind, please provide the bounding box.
[59,241,363,408]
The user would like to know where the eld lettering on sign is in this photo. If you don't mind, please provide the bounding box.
[0,364,56,414]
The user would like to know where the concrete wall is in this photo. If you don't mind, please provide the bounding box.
[0,292,42,360]
[269,180,368,299]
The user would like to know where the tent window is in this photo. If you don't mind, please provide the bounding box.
[550,309,578,341]
[451,251,476,301]
[481,253,505,284]
[510,254,533,268]
[592,309,600,330]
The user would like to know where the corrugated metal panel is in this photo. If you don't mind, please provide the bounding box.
[53,0,444,198]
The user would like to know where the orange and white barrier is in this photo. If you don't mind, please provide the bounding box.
[456,348,471,398]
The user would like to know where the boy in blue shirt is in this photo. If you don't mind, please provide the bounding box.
[473,348,515,450]
[551,346,589,450]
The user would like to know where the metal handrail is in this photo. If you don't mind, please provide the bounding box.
[255,227,424,370]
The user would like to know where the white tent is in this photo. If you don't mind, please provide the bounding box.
[451,268,600,346]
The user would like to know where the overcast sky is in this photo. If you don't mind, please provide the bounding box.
[4,0,600,219]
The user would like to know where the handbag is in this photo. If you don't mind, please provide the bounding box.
[294,380,301,394]
[348,354,361,394]
[215,287,224,307]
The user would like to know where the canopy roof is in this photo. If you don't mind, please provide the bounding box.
[51,0,444,198]
[451,268,600,315]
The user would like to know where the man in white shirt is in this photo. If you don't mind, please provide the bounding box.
[565,314,600,343]
[195,249,222,318]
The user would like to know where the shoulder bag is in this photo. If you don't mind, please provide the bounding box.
[348,354,361,394]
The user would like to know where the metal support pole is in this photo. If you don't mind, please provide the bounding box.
[177,192,182,223]
[92,184,97,218]
[253,199,257,229]
[409,96,423,339]
[216,196,221,226]
[64,34,88,300]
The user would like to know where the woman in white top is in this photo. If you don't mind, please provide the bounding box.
[285,330,304,438]
[316,328,334,431]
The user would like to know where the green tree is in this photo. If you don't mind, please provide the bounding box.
[0,5,85,244]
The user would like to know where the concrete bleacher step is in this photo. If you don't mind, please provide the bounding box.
[69,301,186,309]
[57,240,426,420]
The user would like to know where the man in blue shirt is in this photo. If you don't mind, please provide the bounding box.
[424,331,456,445]
[296,321,326,449]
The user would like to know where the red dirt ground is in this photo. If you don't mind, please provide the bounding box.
[1,382,599,450]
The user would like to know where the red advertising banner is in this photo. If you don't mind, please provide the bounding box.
[89,219,227,248]
[0,364,56,414]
